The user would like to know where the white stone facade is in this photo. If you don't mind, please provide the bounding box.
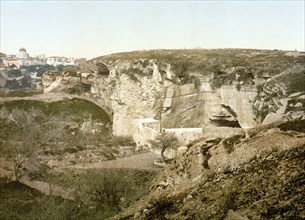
[47,57,67,66]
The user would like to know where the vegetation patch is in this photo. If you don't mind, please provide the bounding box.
[0,98,111,123]
[111,135,136,147]
[277,119,305,133]
[222,134,244,154]
[31,168,157,219]
[96,49,305,87]
[121,67,145,82]
[0,177,77,220]
[0,90,43,97]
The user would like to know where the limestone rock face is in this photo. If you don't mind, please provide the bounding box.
[42,54,304,146]
[160,84,220,128]
[219,85,257,128]
[42,60,257,144]
[111,73,163,137]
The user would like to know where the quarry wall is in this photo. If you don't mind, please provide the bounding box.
[42,60,260,149]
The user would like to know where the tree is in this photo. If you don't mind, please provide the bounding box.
[72,169,136,219]
[1,108,41,181]
[8,141,38,181]
[149,133,180,162]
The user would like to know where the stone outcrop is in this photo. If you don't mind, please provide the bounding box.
[110,73,163,137]
[253,66,305,124]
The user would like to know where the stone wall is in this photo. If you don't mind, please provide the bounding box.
[164,128,203,145]
[133,118,160,146]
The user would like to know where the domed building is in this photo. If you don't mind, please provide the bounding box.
[17,47,29,59]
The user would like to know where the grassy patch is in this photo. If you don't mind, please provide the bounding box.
[0,177,78,220]
[0,90,43,98]
[273,69,305,94]
[95,49,305,86]
[0,167,157,219]
[35,168,157,218]
[0,98,110,123]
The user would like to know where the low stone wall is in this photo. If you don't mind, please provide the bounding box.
[164,128,203,145]
[202,126,244,139]
[133,118,160,146]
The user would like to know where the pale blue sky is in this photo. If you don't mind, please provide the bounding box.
[1,0,304,58]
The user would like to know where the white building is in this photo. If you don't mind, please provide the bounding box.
[47,56,67,66]
[3,58,21,68]
[3,48,46,68]
[17,48,29,59]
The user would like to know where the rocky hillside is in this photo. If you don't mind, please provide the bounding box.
[110,120,305,220]
[1,49,305,219]
[42,49,305,145]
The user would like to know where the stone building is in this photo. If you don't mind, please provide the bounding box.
[17,48,29,59]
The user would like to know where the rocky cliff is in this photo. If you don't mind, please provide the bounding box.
[42,49,305,145]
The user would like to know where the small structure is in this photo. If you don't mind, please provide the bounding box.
[3,58,21,68]
[133,118,160,146]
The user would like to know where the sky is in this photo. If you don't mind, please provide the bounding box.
[1,0,304,59]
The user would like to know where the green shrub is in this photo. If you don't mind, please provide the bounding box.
[111,135,136,147]
[236,83,241,91]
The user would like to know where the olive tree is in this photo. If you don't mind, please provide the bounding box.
[1,108,41,181]
[149,133,180,162]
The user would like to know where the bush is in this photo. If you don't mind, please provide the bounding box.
[7,69,22,77]
[111,135,136,147]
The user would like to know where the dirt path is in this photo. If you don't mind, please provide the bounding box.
[65,152,162,171]
[21,177,74,199]
[1,152,162,199]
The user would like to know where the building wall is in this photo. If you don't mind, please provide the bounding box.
[3,59,21,68]
[17,51,29,59]
[47,57,67,66]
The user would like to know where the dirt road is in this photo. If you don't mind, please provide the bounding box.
[66,152,162,170]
